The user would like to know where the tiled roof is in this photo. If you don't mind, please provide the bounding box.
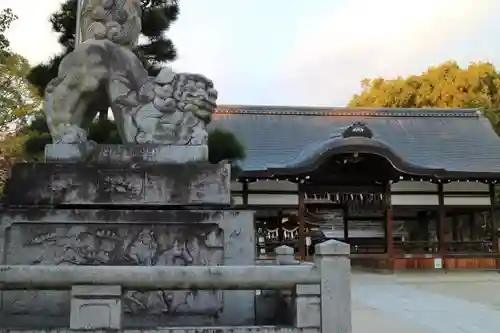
[209,105,500,177]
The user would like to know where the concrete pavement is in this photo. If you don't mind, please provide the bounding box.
[351,272,500,333]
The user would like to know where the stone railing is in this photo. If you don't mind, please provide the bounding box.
[0,240,351,333]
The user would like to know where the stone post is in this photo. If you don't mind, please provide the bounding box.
[70,285,122,330]
[294,284,321,329]
[275,245,296,325]
[275,245,297,265]
[315,239,351,333]
[255,245,296,325]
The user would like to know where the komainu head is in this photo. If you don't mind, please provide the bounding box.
[154,68,218,124]
[81,0,142,47]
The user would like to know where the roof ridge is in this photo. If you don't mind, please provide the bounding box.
[215,105,481,118]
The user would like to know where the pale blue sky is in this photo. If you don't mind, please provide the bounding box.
[3,0,500,106]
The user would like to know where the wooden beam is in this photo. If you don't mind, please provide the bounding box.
[384,181,394,269]
[298,185,306,259]
[304,176,389,186]
[489,184,499,255]
[302,184,384,193]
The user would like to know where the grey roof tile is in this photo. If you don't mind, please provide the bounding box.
[209,105,500,176]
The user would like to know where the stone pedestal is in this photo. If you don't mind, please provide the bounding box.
[0,145,255,329]
[3,161,230,206]
[45,144,209,164]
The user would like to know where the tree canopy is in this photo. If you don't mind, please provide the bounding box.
[0,8,43,193]
[27,0,180,96]
[348,61,500,131]
[0,8,16,57]
[0,53,41,132]
[0,7,41,132]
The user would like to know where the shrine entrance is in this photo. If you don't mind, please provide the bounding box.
[300,152,395,259]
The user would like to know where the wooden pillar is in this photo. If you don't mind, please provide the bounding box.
[489,184,499,254]
[277,210,284,243]
[384,182,394,268]
[468,212,476,240]
[343,208,349,243]
[298,186,306,260]
[451,215,459,242]
[242,181,249,206]
[437,183,446,257]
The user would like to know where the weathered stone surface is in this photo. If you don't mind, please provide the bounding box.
[44,142,95,162]
[45,144,209,164]
[294,285,321,329]
[0,265,319,290]
[315,240,352,333]
[70,285,122,330]
[275,245,299,265]
[0,327,319,333]
[0,209,255,328]
[3,162,230,206]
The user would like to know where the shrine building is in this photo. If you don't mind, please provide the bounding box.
[210,105,500,270]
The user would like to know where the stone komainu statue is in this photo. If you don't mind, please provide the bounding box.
[44,0,218,145]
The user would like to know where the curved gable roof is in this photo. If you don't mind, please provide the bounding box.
[209,105,500,178]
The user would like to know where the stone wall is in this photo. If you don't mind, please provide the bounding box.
[2,328,317,333]
[0,209,255,328]
[0,155,352,332]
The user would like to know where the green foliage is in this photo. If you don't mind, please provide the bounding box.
[27,114,49,133]
[0,8,41,194]
[348,61,500,132]
[26,54,63,96]
[0,8,41,131]
[0,8,17,56]
[0,132,36,194]
[0,53,42,130]
[208,128,246,164]
[23,131,52,159]
[86,119,119,143]
[27,0,179,95]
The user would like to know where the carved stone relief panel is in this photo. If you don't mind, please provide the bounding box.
[1,223,224,327]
